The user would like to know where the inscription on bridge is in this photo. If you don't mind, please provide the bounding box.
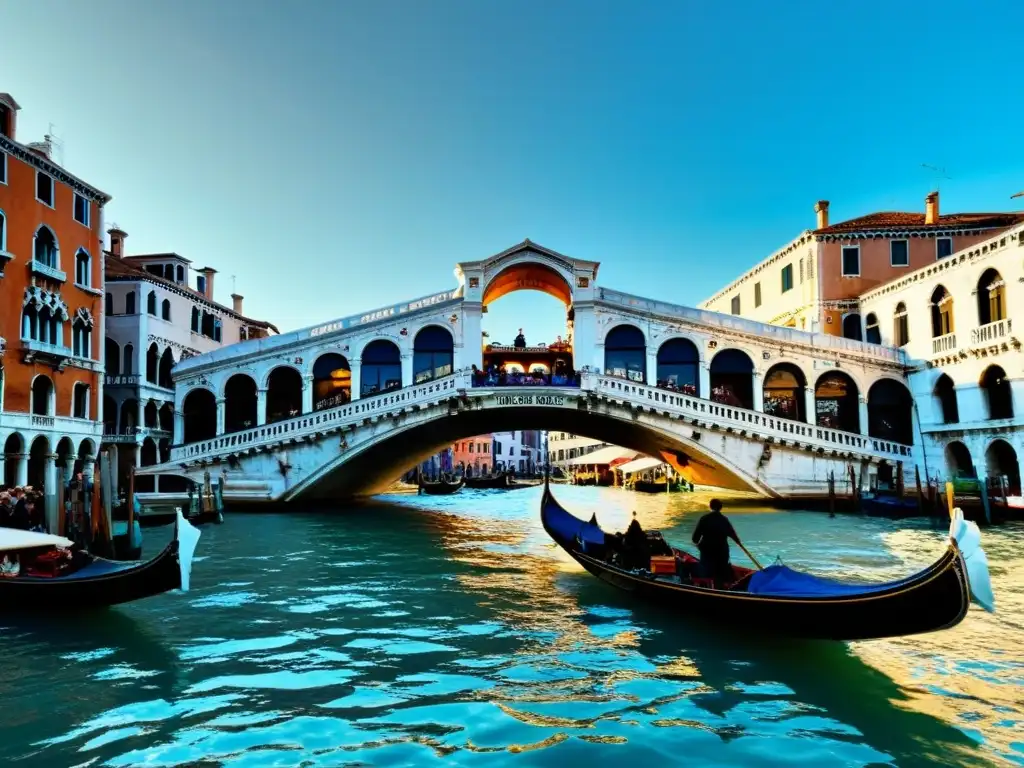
[496,394,566,406]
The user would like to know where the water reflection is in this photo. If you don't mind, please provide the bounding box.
[0,486,1019,767]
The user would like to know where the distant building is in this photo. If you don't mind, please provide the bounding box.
[492,430,543,474]
[858,222,1024,493]
[701,193,1024,339]
[0,92,111,527]
[452,435,492,476]
[101,227,277,482]
[547,432,610,467]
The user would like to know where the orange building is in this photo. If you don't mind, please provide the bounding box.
[0,93,111,520]
[701,192,1024,341]
[452,435,492,476]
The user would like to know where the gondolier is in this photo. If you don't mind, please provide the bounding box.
[691,499,741,587]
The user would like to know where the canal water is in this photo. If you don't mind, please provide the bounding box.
[1,486,1021,767]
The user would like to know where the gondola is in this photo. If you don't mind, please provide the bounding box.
[540,481,994,641]
[463,473,511,490]
[860,494,924,519]
[631,479,689,494]
[0,509,201,613]
[419,476,465,495]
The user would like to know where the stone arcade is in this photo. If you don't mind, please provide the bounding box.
[143,241,918,504]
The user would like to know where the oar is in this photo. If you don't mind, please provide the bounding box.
[737,541,764,571]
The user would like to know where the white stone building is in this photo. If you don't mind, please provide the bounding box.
[101,227,277,481]
[491,430,544,475]
[547,432,612,467]
[858,223,1023,493]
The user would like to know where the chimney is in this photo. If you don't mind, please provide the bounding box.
[108,226,127,258]
[197,267,217,300]
[26,138,52,161]
[0,93,19,140]
[925,191,939,225]
[814,200,830,230]
[231,293,244,314]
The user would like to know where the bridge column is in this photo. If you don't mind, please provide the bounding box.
[257,388,268,425]
[751,371,764,412]
[350,360,362,401]
[458,302,483,371]
[699,363,710,399]
[646,350,658,386]
[44,453,58,533]
[302,374,314,413]
[174,410,185,444]
[401,353,413,388]
[216,397,226,435]
[858,395,869,436]
[804,386,816,425]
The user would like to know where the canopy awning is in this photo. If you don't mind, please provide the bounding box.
[616,456,664,474]
[0,529,74,553]
[565,446,638,466]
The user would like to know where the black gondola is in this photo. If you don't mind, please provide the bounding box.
[463,473,511,490]
[419,476,465,495]
[540,481,994,641]
[0,509,201,613]
[631,479,688,494]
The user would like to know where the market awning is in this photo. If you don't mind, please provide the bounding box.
[616,456,664,474]
[565,446,638,466]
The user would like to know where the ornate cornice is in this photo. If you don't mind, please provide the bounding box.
[148,334,201,359]
[0,135,111,204]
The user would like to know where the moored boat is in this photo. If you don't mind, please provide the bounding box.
[540,481,993,641]
[463,473,511,490]
[419,476,464,495]
[0,509,201,613]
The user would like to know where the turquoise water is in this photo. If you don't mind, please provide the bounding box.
[1,485,1021,766]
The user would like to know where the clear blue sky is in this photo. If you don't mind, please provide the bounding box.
[4,0,1022,344]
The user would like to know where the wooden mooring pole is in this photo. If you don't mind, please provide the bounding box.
[828,472,836,518]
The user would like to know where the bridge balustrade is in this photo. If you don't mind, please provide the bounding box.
[470,370,581,388]
[590,374,913,460]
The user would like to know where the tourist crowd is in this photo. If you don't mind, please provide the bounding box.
[0,486,45,532]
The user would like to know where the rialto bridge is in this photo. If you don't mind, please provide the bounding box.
[141,241,918,503]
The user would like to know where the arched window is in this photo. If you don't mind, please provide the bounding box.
[842,313,862,341]
[604,325,646,383]
[140,437,158,467]
[146,343,160,383]
[146,290,157,315]
[33,226,58,268]
[73,382,89,419]
[75,249,91,286]
[934,374,959,424]
[656,338,699,395]
[867,379,914,444]
[413,326,454,384]
[72,315,92,358]
[930,285,953,337]
[865,313,881,344]
[158,347,175,389]
[182,389,217,443]
[20,305,38,341]
[893,303,909,347]
[105,292,114,316]
[125,290,136,315]
[224,374,258,433]
[120,398,138,433]
[103,395,117,435]
[976,268,1006,326]
[176,265,185,284]
[312,353,351,410]
[161,298,171,321]
[191,307,200,332]
[980,365,1013,420]
[762,363,807,422]
[31,375,54,416]
[945,441,976,480]
[986,440,1021,495]
[0,211,6,252]
[815,372,860,433]
[361,341,402,397]
[266,366,304,422]
[105,338,121,376]
[123,343,134,375]
[709,349,755,409]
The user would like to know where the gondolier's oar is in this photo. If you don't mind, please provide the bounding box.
[737,541,763,571]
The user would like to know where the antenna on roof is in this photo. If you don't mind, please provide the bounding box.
[45,123,65,167]
[231,274,237,293]
[921,163,950,192]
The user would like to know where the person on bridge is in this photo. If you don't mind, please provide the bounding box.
[514,328,526,348]
[691,499,741,587]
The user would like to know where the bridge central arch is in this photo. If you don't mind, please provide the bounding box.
[482,261,573,307]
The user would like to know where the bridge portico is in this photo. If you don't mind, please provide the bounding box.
[153,241,917,503]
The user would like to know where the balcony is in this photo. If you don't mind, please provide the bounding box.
[105,374,141,387]
[21,338,72,366]
[932,333,957,355]
[971,318,1012,346]
[0,411,102,439]
[28,259,67,283]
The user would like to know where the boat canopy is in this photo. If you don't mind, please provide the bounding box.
[564,447,638,466]
[747,564,923,599]
[0,529,74,554]
[617,456,663,474]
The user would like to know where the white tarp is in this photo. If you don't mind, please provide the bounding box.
[616,456,664,474]
[565,446,638,466]
[0,529,74,554]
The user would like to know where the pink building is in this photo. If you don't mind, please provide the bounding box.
[452,435,492,476]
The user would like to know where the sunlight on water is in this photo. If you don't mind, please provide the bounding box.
[1,485,1021,767]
